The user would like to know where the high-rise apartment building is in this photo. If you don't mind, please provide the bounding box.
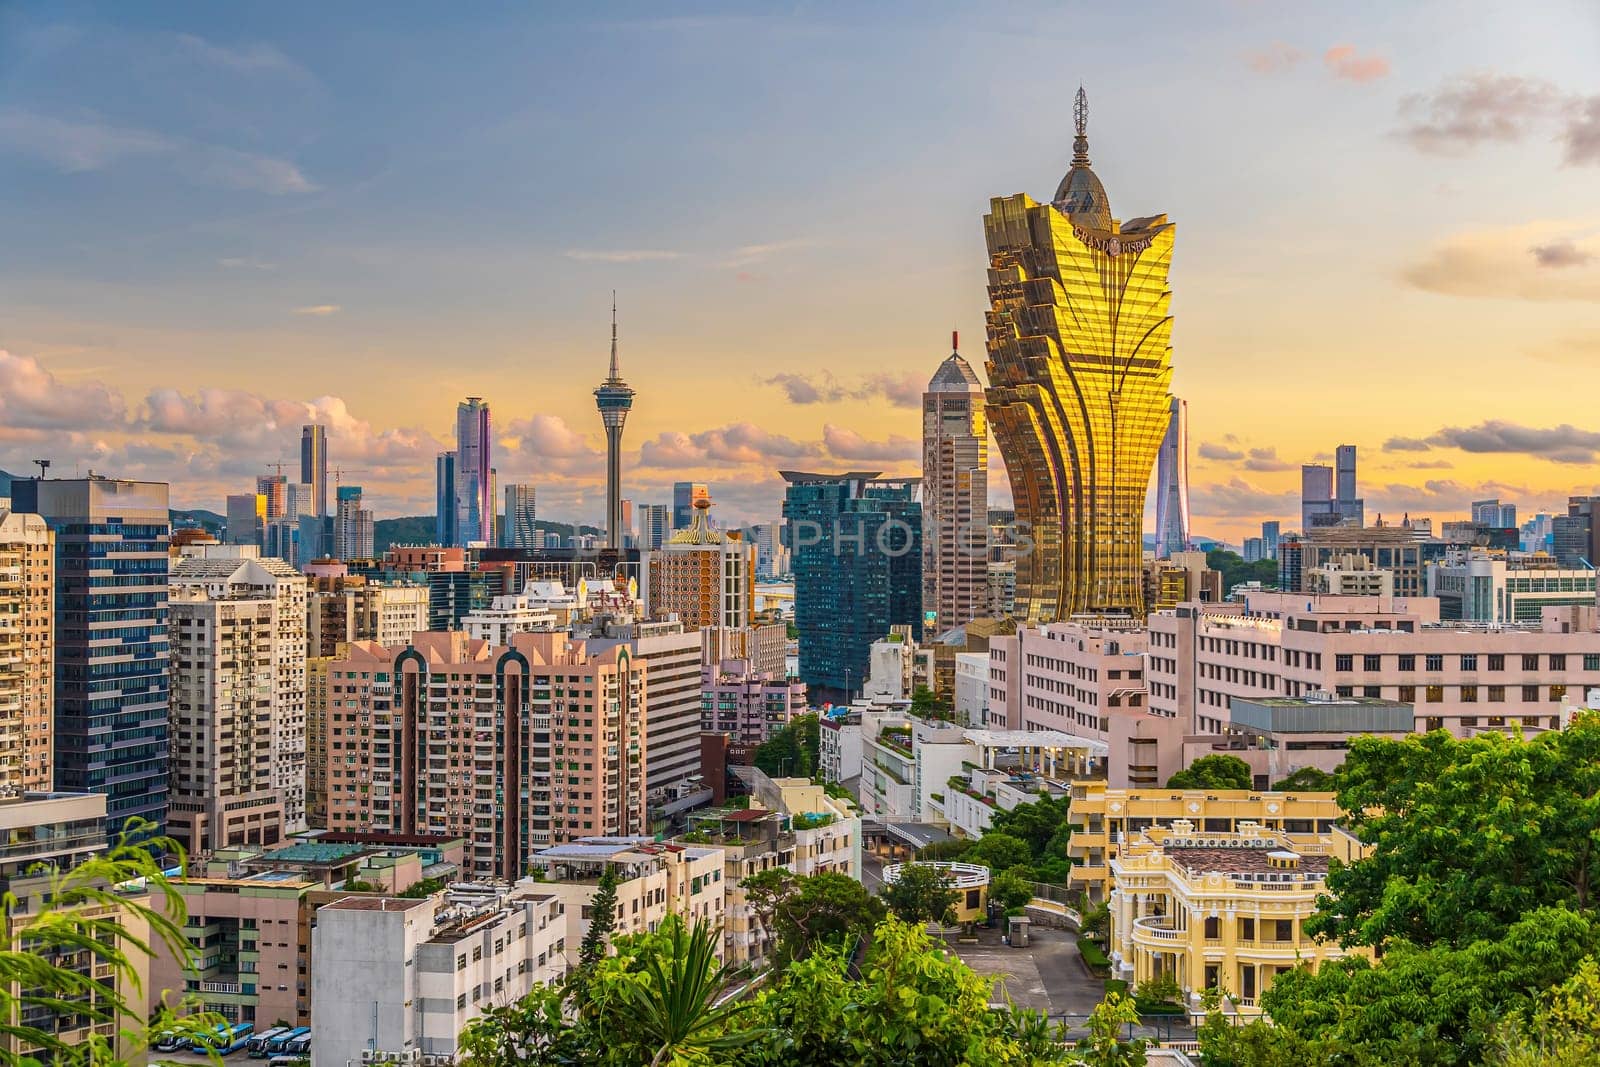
[11,477,171,834]
[0,504,53,793]
[594,298,635,550]
[673,483,709,534]
[435,451,457,547]
[782,471,922,701]
[306,575,429,658]
[922,332,989,634]
[334,485,374,561]
[984,89,1175,622]
[256,474,288,519]
[639,504,671,551]
[504,483,538,548]
[301,423,329,517]
[751,521,788,578]
[286,481,314,520]
[1335,444,1364,526]
[171,548,309,838]
[1153,397,1191,559]
[583,618,703,802]
[455,398,494,546]
[644,498,755,631]
[321,631,647,877]
[226,492,265,548]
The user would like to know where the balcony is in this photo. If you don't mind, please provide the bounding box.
[1131,916,1184,945]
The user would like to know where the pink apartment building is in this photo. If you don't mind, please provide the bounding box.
[1150,591,1600,737]
[320,631,648,881]
[701,658,808,748]
[987,622,1184,788]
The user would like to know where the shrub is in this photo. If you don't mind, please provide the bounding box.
[1077,937,1111,972]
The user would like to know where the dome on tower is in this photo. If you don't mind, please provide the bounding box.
[1051,86,1112,230]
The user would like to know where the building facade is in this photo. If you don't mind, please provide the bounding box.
[321,631,648,878]
[455,398,495,546]
[0,505,53,793]
[300,423,328,517]
[504,483,538,548]
[584,618,704,803]
[1153,397,1191,559]
[673,483,710,534]
[1149,591,1600,737]
[11,478,172,835]
[983,89,1174,622]
[645,499,755,631]
[1428,553,1597,623]
[922,333,989,634]
[435,451,457,548]
[639,504,671,551]
[170,551,309,843]
[782,470,922,702]
[333,485,374,561]
[701,658,807,747]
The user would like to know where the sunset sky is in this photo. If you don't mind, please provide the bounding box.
[3,1,1598,543]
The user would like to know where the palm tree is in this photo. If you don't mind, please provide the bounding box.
[613,918,760,1066]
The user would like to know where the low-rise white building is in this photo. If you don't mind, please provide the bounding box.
[954,651,989,727]
[310,887,567,1067]
[819,711,864,785]
[526,837,726,965]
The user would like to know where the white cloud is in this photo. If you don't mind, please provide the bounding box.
[293,304,341,316]
[0,108,170,172]
[563,249,685,263]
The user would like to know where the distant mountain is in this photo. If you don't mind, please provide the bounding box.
[0,469,15,497]
[375,515,607,552]
[172,508,225,533]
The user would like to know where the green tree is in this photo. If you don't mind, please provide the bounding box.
[753,724,810,779]
[743,870,884,968]
[571,864,620,1004]
[1072,992,1147,1067]
[1493,956,1600,1066]
[1205,549,1278,593]
[398,875,448,898]
[879,863,959,926]
[1309,717,1600,951]
[965,832,1033,874]
[608,918,760,1066]
[749,918,1065,1066]
[988,869,1034,915]
[1271,766,1336,791]
[1,820,220,1066]
[1165,754,1252,790]
[456,983,582,1066]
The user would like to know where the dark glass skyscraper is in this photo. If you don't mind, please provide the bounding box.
[781,471,922,703]
[455,399,493,546]
[11,477,171,836]
[435,450,457,547]
[300,423,328,517]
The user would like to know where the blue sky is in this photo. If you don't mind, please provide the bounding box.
[3,2,1599,539]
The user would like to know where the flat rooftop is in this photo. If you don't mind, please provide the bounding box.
[320,895,433,913]
[258,842,374,865]
[1230,695,1413,735]
[963,729,1110,755]
[1166,848,1331,877]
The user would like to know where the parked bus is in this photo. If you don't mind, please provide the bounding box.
[283,1031,312,1057]
[152,1029,184,1052]
[265,1027,310,1055]
[187,1024,231,1052]
[216,1023,255,1055]
[247,1027,289,1057]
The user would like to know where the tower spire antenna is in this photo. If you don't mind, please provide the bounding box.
[608,290,620,380]
[1072,85,1090,167]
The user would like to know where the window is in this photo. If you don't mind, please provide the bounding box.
[456,994,466,1009]
[1363,654,1381,671]
[1399,685,1416,703]
[1488,654,1505,671]
[457,954,466,971]
[1524,655,1540,671]
[1488,685,1505,702]
[1523,686,1540,702]
[1586,655,1600,672]
[1364,686,1382,698]
[1398,655,1415,672]
[1204,916,1220,939]
[1336,685,1354,697]
[1551,655,1567,671]
[1335,654,1353,673]
[473,946,482,962]
[1273,919,1293,942]
[1425,654,1444,671]
[1239,917,1256,942]
[1461,654,1478,672]
[1552,685,1568,702]
[1426,686,1444,703]
[1461,685,1478,702]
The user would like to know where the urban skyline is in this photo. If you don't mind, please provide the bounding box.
[3,4,1598,543]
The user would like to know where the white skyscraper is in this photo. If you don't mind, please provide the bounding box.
[1153,397,1190,559]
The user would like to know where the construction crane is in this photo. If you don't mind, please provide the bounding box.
[332,466,371,490]
[32,459,50,478]
[261,460,296,478]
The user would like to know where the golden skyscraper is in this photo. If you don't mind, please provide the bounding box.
[984,88,1175,622]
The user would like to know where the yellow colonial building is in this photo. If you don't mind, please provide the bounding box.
[1066,782,1342,904]
[1110,821,1363,1016]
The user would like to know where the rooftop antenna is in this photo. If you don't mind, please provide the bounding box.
[32,459,50,478]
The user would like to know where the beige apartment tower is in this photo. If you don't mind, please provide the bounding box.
[0,505,54,793]
[922,332,989,633]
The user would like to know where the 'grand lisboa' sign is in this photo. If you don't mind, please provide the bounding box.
[1072,226,1153,258]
